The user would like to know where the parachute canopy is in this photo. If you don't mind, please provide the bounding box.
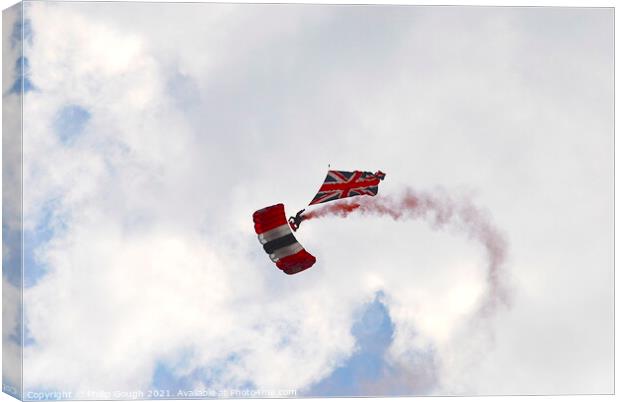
[309,170,386,205]
[252,204,316,275]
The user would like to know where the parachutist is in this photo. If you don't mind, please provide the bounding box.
[288,209,306,232]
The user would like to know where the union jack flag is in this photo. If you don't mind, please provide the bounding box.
[309,170,386,205]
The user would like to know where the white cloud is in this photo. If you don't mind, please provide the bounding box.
[2,276,22,389]
[3,4,24,395]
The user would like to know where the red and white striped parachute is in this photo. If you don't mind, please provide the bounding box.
[252,204,316,275]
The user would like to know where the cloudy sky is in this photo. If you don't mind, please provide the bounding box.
[2,2,613,398]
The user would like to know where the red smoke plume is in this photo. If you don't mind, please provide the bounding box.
[305,188,510,314]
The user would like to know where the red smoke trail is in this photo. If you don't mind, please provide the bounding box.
[305,188,511,314]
